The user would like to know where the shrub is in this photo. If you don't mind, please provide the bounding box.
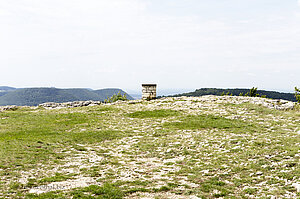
[104,92,128,103]
[245,87,259,97]
[244,87,267,98]
[295,87,300,103]
[221,91,233,96]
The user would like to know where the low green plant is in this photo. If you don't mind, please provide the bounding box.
[39,173,74,184]
[78,184,124,198]
[104,92,128,103]
[153,185,171,192]
[199,177,229,196]
[244,188,257,194]
[221,91,232,96]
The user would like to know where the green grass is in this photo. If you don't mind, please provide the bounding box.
[26,183,124,199]
[0,107,127,180]
[163,114,255,132]
[127,109,179,118]
[243,187,257,194]
[39,173,75,184]
[73,184,124,199]
[26,191,66,199]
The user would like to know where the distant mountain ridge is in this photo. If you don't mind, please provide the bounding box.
[169,88,297,102]
[0,87,133,106]
[0,86,16,91]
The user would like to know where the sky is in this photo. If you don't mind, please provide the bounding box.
[0,0,300,93]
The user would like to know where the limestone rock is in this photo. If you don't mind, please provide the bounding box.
[39,101,102,109]
[0,105,18,111]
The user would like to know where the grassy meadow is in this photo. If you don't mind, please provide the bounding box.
[0,96,299,198]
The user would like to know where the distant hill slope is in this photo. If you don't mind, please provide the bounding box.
[170,88,297,102]
[0,86,16,91]
[0,86,16,97]
[64,89,104,101]
[0,88,133,106]
[0,92,9,97]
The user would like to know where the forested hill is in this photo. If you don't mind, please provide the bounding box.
[0,87,133,106]
[170,88,297,102]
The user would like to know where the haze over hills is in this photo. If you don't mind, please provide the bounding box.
[0,86,16,91]
[169,88,297,102]
[0,87,133,106]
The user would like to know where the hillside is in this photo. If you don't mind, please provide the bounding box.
[0,86,16,92]
[0,96,299,198]
[0,87,133,106]
[170,88,297,102]
[0,86,16,97]
[0,92,9,97]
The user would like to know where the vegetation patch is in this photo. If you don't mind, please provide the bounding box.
[72,184,124,199]
[0,109,125,173]
[163,114,253,131]
[39,173,75,184]
[26,183,124,199]
[127,109,179,118]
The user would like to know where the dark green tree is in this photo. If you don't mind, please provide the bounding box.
[248,87,259,97]
[295,87,300,103]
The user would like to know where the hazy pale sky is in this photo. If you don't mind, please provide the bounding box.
[1,0,300,92]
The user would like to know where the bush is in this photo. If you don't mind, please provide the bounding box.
[104,92,128,103]
[245,87,259,97]
[244,87,266,98]
[295,87,300,103]
[221,91,232,96]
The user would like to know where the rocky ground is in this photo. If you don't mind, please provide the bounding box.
[0,96,299,198]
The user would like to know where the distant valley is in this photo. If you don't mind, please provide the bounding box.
[0,87,133,106]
